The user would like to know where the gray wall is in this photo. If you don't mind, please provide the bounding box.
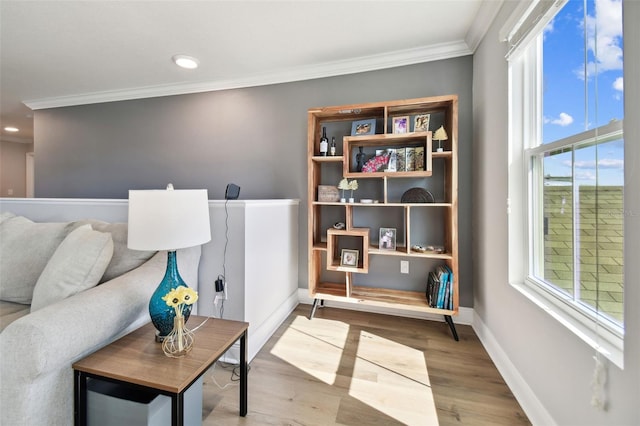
[473,1,639,425]
[0,140,32,197]
[33,57,475,307]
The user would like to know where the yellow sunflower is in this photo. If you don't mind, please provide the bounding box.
[162,289,181,308]
[181,287,199,305]
[162,286,199,316]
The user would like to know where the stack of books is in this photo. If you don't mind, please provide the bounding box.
[426,264,454,310]
[378,147,425,172]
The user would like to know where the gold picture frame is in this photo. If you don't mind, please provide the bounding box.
[392,116,409,134]
[340,249,359,267]
[414,114,430,132]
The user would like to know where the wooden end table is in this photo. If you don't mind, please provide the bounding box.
[73,316,249,426]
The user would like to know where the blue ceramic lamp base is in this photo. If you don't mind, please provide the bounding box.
[149,250,192,342]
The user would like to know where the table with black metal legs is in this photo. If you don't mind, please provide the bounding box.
[73,316,249,426]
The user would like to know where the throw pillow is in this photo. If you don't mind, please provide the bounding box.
[0,215,78,304]
[78,220,156,282]
[30,224,114,312]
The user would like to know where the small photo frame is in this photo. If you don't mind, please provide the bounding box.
[414,114,430,132]
[340,249,359,267]
[379,227,396,250]
[392,116,409,134]
[351,119,376,136]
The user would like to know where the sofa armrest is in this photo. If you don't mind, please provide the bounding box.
[0,246,201,381]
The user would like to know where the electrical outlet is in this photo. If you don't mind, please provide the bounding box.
[400,260,409,274]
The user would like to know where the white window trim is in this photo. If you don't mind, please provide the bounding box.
[507,31,625,369]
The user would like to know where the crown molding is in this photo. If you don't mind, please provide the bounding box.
[24,40,473,110]
[465,0,504,52]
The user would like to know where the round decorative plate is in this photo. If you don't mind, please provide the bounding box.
[401,188,435,203]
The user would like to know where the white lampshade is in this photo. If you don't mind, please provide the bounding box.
[128,187,211,251]
[433,125,448,141]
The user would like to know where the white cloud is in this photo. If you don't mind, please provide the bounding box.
[613,77,623,91]
[550,112,574,126]
[576,170,597,181]
[564,159,624,170]
[573,160,596,168]
[574,0,623,80]
[543,18,555,39]
[598,158,624,169]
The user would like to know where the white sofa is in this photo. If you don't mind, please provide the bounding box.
[0,209,201,426]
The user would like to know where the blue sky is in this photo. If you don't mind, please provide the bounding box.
[542,0,624,186]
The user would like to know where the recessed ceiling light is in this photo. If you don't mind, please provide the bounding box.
[4,126,19,132]
[172,55,199,70]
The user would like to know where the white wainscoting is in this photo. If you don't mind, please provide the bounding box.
[202,199,300,362]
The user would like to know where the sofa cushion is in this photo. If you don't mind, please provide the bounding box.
[0,211,15,224]
[0,215,78,304]
[30,225,114,312]
[77,220,156,282]
[0,301,30,332]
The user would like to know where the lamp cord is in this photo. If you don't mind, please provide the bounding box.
[219,198,230,319]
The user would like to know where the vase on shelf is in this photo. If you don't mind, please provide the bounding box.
[162,315,194,358]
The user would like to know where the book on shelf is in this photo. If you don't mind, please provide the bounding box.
[426,264,453,309]
[435,265,448,308]
[396,147,406,171]
[426,271,439,307]
[444,264,454,310]
[415,146,425,171]
[386,149,397,172]
[405,147,416,171]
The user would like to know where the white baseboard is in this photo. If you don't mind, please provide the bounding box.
[472,313,556,426]
[220,290,299,364]
[297,288,474,325]
[248,290,299,360]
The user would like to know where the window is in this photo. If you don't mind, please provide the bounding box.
[505,0,624,367]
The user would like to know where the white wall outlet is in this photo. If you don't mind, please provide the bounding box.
[400,260,409,274]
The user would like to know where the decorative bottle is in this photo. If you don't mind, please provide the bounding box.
[319,127,328,156]
[330,137,336,156]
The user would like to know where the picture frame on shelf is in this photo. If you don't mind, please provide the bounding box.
[414,114,430,132]
[379,227,396,250]
[340,249,359,267]
[392,116,409,134]
[351,119,376,136]
[317,185,340,202]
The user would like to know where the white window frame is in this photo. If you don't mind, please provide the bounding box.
[505,3,624,369]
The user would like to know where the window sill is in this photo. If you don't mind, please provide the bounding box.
[510,280,624,369]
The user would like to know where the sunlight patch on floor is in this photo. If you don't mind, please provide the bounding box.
[270,315,350,385]
[348,330,437,425]
[269,314,438,425]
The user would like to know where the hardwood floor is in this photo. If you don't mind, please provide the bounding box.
[202,305,530,425]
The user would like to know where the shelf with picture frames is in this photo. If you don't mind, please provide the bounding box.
[307,95,459,339]
[343,132,433,178]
